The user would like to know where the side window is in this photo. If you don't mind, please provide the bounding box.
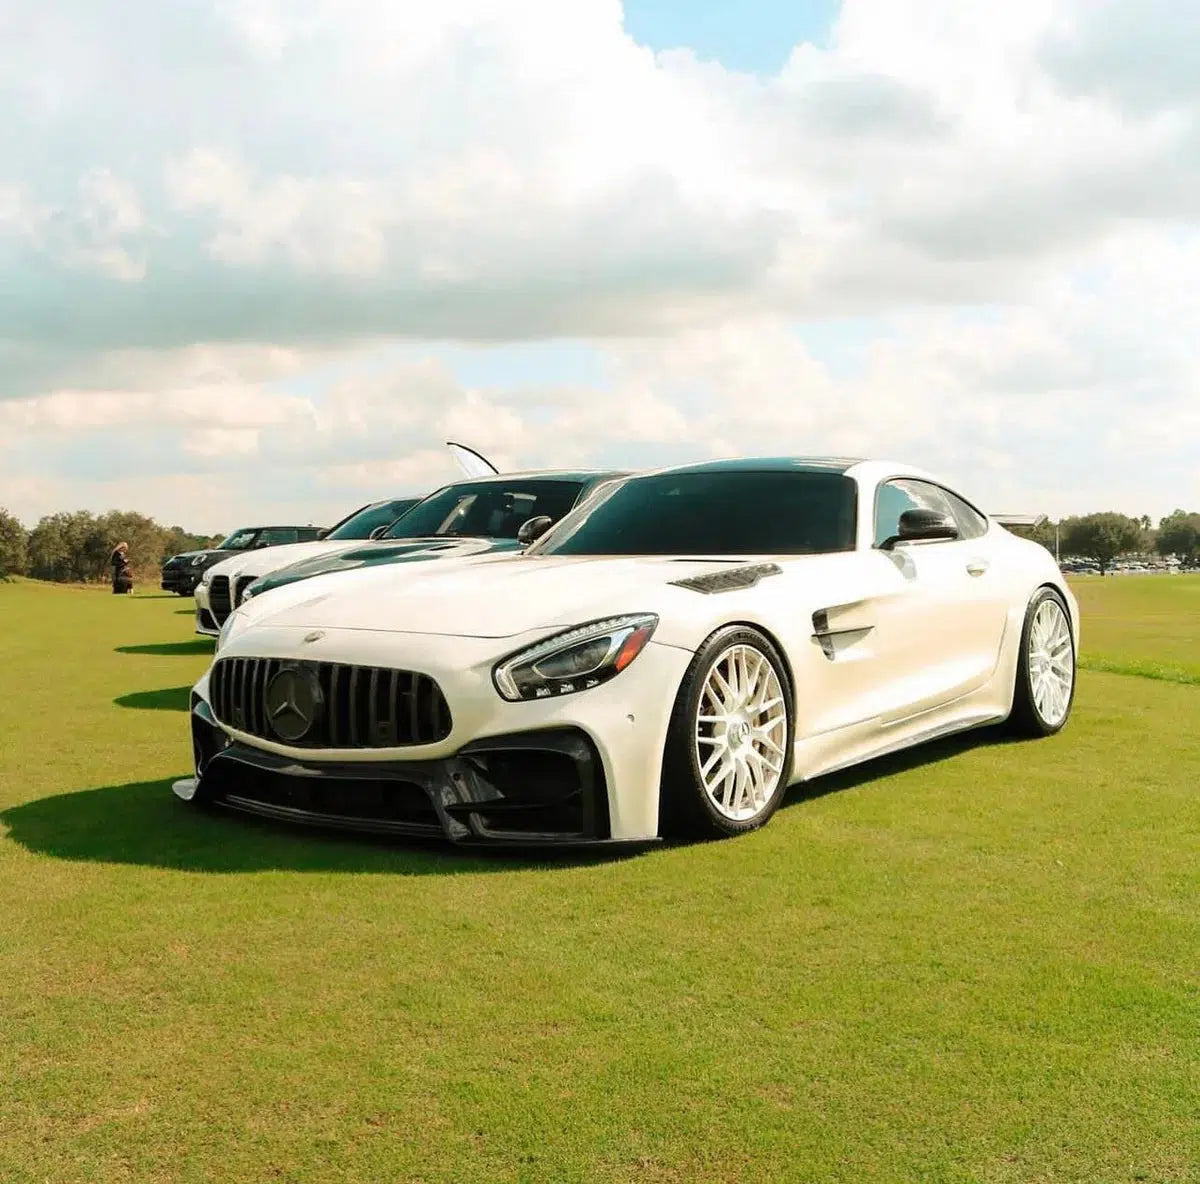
[874,480,957,547]
[257,528,299,547]
[296,527,322,542]
[874,481,921,547]
[941,489,988,540]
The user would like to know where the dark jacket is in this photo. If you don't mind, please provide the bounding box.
[111,549,132,593]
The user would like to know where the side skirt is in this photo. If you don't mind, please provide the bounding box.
[801,708,1008,783]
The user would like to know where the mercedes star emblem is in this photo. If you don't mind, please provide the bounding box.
[264,667,323,742]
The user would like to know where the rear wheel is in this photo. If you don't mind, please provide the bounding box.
[660,627,794,838]
[1008,588,1075,737]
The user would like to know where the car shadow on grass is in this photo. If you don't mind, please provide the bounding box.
[0,779,652,875]
[780,724,1023,812]
[116,640,214,656]
[3,728,1025,875]
[114,686,191,711]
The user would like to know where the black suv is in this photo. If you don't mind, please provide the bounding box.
[161,525,324,595]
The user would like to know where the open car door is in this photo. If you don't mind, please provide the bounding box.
[447,441,500,478]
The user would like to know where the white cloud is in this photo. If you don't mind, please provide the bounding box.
[0,168,147,282]
[0,0,1197,523]
[165,149,390,276]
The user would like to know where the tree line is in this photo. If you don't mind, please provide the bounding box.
[0,508,219,584]
[1,504,1197,586]
[1008,509,1200,573]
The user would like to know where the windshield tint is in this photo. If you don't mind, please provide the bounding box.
[328,498,420,541]
[217,529,258,550]
[383,480,583,540]
[536,471,857,556]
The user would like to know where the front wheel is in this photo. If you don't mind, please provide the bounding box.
[1008,588,1076,737]
[660,626,794,839]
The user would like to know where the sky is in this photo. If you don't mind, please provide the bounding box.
[1,0,1198,531]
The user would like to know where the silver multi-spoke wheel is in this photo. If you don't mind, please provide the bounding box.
[1028,597,1074,727]
[694,644,788,822]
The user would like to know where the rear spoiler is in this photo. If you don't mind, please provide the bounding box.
[990,514,1048,528]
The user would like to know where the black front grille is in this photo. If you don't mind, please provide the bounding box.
[209,575,232,624]
[209,657,453,749]
[234,576,256,607]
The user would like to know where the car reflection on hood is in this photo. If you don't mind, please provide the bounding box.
[246,535,521,598]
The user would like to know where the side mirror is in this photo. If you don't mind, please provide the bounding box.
[517,515,554,546]
[369,525,389,540]
[315,528,329,540]
[881,508,959,550]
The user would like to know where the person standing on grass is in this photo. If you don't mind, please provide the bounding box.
[110,541,133,595]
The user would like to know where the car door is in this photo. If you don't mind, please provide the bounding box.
[872,478,1010,719]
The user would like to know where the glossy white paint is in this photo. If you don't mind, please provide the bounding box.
[194,539,371,635]
[187,460,1080,841]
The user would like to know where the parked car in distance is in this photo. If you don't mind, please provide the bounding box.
[161,525,324,596]
[234,469,627,607]
[176,456,1079,848]
[194,497,421,635]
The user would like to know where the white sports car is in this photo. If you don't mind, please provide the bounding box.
[175,457,1079,847]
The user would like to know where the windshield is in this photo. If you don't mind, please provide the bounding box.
[327,498,420,541]
[217,529,258,551]
[535,470,858,556]
[382,479,583,540]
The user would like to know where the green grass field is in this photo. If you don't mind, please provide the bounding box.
[1,577,1197,1183]
[1072,574,1200,684]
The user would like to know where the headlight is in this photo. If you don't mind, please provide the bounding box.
[190,555,208,567]
[215,610,244,653]
[199,568,214,587]
[492,614,658,702]
[240,581,259,601]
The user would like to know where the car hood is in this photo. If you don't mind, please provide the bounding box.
[249,536,521,595]
[204,538,364,578]
[165,549,225,565]
[242,553,780,639]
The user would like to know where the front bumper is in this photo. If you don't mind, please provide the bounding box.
[177,631,690,845]
[162,567,199,594]
[179,698,638,848]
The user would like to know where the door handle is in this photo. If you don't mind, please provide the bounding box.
[966,559,989,577]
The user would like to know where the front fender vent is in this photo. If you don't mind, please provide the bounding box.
[670,563,783,595]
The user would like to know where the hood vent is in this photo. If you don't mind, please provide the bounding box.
[670,563,782,595]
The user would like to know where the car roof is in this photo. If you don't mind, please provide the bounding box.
[434,468,628,486]
[228,524,320,531]
[625,456,962,489]
[638,456,867,477]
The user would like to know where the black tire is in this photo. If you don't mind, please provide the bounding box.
[659,625,795,839]
[1007,586,1076,738]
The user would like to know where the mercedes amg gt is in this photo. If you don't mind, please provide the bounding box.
[175,457,1079,847]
